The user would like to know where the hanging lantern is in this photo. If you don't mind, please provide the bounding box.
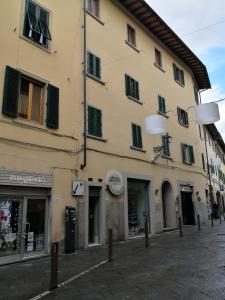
[195,102,220,125]
[145,115,167,135]
[212,157,222,167]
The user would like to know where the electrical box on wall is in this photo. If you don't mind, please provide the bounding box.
[72,181,84,196]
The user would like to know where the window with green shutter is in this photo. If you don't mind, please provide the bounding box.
[132,124,142,149]
[88,106,102,137]
[2,65,59,129]
[162,134,171,157]
[87,51,101,79]
[158,96,166,114]
[125,74,140,100]
[173,63,185,86]
[181,143,195,164]
[177,107,189,127]
[23,0,51,48]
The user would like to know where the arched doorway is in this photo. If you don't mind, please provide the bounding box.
[161,181,176,229]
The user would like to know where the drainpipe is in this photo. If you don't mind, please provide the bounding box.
[81,0,87,170]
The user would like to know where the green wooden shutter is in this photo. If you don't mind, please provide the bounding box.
[180,70,185,85]
[125,74,131,96]
[158,96,165,113]
[95,56,101,79]
[202,153,205,170]
[88,106,95,135]
[189,145,195,164]
[132,124,138,147]
[95,108,102,137]
[135,81,139,100]
[88,52,94,75]
[137,125,142,148]
[173,63,177,80]
[181,143,186,163]
[46,84,59,129]
[2,66,20,118]
[162,97,166,113]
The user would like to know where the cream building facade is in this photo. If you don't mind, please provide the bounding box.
[0,0,223,265]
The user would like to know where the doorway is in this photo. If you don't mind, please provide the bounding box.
[88,186,100,245]
[161,181,176,229]
[181,191,195,225]
[127,179,150,236]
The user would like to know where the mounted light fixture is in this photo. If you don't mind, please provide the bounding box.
[195,102,220,125]
[144,115,167,135]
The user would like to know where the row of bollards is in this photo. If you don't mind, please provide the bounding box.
[49,213,224,291]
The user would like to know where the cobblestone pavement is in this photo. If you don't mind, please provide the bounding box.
[1,221,225,300]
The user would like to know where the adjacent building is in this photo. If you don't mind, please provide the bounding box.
[0,0,224,265]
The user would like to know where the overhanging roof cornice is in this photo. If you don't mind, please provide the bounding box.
[117,0,211,89]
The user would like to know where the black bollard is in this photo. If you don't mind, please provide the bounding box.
[108,228,113,262]
[179,217,183,237]
[197,214,201,231]
[211,214,214,228]
[50,242,59,291]
[144,220,149,248]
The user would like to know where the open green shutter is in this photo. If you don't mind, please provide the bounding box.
[202,153,205,170]
[189,146,195,164]
[137,125,142,148]
[181,143,186,163]
[2,66,20,118]
[135,81,139,100]
[173,63,177,80]
[88,106,95,135]
[95,108,102,137]
[132,124,137,147]
[46,84,59,129]
[95,56,101,79]
[125,74,131,96]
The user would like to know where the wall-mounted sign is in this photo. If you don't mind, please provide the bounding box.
[72,181,84,196]
[106,170,123,196]
[180,185,193,192]
[0,170,53,187]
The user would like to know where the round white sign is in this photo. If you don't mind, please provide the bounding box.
[106,170,124,196]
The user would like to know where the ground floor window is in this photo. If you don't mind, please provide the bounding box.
[127,179,150,236]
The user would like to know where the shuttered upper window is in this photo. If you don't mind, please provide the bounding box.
[88,106,102,137]
[181,144,195,164]
[87,0,99,18]
[177,107,189,127]
[87,52,101,80]
[132,124,142,149]
[2,66,59,129]
[155,49,162,68]
[125,74,140,100]
[162,134,171,157]
[127,25,136,47]
[158,96,166,114]
[173,63,185,86]
[23,0,51,48]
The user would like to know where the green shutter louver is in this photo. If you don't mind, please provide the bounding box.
[46,84,59,129]
[95,108,102,137]
[95,56,101,79]
[125,74,130,96]
[189,146,195,164]
[181,143,186,163]
[88,106,102,137]
[202,153,205,170]
[2,66,20,118]
[173,63,177,81]
[132,124,142,149]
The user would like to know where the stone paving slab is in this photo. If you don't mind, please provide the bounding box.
[1,220,225,300]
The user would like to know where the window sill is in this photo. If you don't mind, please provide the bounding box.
[127,96,143,105]
[19,35,51,54]
[157,111,169,118]
[178,122,189,128]
[154,63,165,73]
[175,80,185,87]
[87,134,107,142]
[130,146,146,153]
[183,162,193,166]
[86,10,104,25]
[13,119,48,132]
[87,73,105,85]
[125,40,140,53]
[161,155,173,161]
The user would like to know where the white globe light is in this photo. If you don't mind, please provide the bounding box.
[212,157,222,167]
[195,102,220,125]
[145,115,167,135]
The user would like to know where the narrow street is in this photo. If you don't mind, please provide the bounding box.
[1,221,225,300]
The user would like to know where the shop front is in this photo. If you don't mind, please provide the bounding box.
[0,170,53,265]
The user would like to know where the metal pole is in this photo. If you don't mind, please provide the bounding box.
[211,214,214,228]
[179,217,183,237]
[144,220,149,248]
[108,228,113,262]
[197,214,201,231]
[50,242,59,291]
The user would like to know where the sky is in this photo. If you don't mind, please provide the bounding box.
[145,0,225,141]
